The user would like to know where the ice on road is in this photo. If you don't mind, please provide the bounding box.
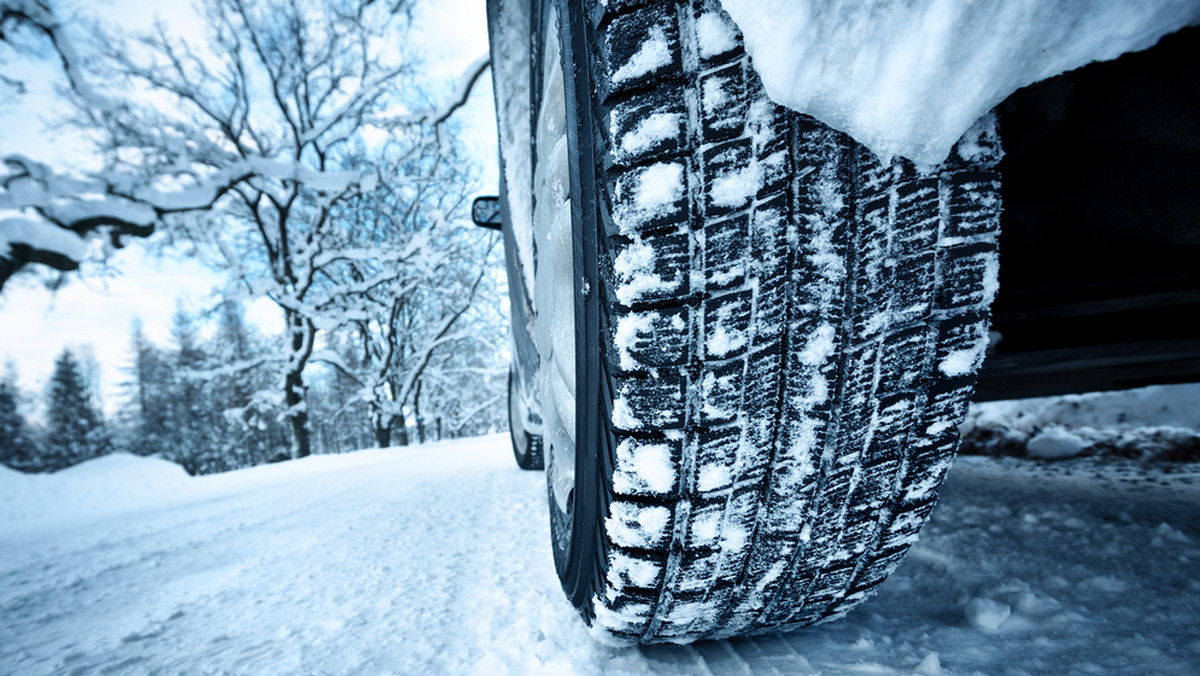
[2,435,1199,675]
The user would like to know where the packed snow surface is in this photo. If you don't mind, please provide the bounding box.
[718,0,1200,165]
[2,416,1198,673]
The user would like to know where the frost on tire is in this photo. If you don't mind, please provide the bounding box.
[502,0,1004,643]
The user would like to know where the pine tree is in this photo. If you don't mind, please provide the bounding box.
[0,369,39,472]
[118,319,173,457]
[44,349,106,470]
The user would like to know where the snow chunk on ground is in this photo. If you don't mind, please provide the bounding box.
[964,597,1011,631]
[1027,427,1089,460]
[963,384,1200,461]
[718,0,1200,164]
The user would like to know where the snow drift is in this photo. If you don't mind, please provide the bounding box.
[718,0,1200,164]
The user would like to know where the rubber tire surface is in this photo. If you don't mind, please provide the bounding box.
[508,369,544,470]
[545,0,1003,642]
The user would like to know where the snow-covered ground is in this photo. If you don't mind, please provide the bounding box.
[3,390,1200,675]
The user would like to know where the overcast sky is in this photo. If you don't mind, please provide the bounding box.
[0,0,499,413]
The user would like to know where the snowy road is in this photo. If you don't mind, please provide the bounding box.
[2,435,1199,675]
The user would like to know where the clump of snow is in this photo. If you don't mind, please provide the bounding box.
[612,396,642,429]
[1026,427,1089,460]
[718,0,1200,164]
[696,12,738,59]
[613,28,672,85]
[914,652,946,676]
[614,238,677,305]
[607,502,670,548]
[939,342,986,377]
[697,464,732,492]
[632,162,684,213]
[964,597,1011,631]
[708,163,761,208]
[613,438,675,494]
[618,112,681,158]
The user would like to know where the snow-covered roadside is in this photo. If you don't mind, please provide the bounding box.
[963,383,1200,461]
[2,431,1199,674]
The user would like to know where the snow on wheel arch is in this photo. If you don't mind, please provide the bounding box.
[717,0,1200,165]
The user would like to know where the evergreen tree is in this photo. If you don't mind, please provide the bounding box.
[44,349,107,470]
[0,367,39,472]
[118,319,173,457]
[165,303,211,473]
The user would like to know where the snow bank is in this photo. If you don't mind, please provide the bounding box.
[719,0,1200,164]
[963,384,1200,461]
[0,453,193,524]
[0,441,490,531]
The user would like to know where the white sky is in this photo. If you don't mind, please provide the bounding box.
[0,0,499,414]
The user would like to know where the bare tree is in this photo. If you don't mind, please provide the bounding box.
[51,0,486,457]
[311,147,499,447]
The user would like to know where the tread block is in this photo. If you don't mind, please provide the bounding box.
[921,376,976,433]
[613,434,685,497]
[611,161,691,235]
[703,137,754,217]
[612,372,687,430]
[591,593,654,638]
[608,499,675,549]
[612,306,691,371]
[691,2,743,63]
[702,213,749,291]
[713,485,762,576]
[943,170,1002,240]
[676,548,721,593]
[749,194,791,283]
[892,252,936,324]
[602,5,682,98]
[893,178,940,255]
[935,241,998,312]
[700,359,745,425]
[688,497,731,548]
[610,226,690,305]
[700,62,748,142]
[879,325,932,394]
[703,289,752,359]
[607,85,687,167]
[695,424,742,492]
[864,393,917,466]
[654,589,720,637]
[606,548,667,592]
[932,311,989,379]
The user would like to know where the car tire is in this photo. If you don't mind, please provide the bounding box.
[508,368,544,470]
[525,0,1003,642]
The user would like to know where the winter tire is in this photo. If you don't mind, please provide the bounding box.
[508,368,544,470]
[506,0,1003,642]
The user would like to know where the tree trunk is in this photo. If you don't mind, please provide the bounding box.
[396,409,409,446]
[373,417,391,448]
[285,368,311,458]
